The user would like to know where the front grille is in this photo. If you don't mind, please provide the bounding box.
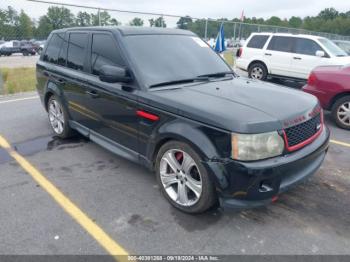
[284,113,321,147]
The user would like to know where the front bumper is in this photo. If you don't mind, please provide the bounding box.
[203,126,330,209]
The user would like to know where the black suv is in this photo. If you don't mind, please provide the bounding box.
[36,27,329,213]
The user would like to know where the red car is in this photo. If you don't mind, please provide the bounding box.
[303,65,350,130]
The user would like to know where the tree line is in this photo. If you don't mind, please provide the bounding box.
[0,5,349,41]
[178,8,350,38]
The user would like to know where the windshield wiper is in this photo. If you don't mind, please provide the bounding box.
[149,76,209,88]
[336,55,346,57]
[197,71,235,78]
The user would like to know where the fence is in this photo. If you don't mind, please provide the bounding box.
[1,0,350,43]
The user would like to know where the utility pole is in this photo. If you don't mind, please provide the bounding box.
[204,19,208,40]
[233,22,236,41]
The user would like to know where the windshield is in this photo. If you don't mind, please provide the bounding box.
[123,34,231,87]
[318,38,348,57]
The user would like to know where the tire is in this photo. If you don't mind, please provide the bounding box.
[47,95,74,138]
[248,62,268,81]
[22,50,29,56]
[331,96,350,130]
[155,141,217,214]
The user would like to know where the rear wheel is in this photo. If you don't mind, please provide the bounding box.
[332,96,350,130]
[155,141,217,213]
[248,62,268,81]
[47,95,74,138]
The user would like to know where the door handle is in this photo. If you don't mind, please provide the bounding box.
[57,78,66,84]
[293,57,302,60]
[264,53,272,56]
[85,90,100,98]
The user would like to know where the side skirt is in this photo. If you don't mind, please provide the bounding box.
[69,120,145,166]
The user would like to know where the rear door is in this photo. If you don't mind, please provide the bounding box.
[265,36,294,77]
[37,32,66,101]
[62,31,102,134]
[290,38,328,79]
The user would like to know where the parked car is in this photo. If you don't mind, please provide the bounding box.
[36,27,329,213]
[303,64,350,130]
[34,40,46,54]
[236,33,350,81]
[333,40,350,55]
[0,40,37,56]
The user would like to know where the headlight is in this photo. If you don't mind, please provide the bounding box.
[231,131,284,161]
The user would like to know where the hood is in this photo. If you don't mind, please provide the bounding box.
[329,56,350,65]
[141,77,319,133]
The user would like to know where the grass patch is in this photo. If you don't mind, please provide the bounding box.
[223,50,235,67]
[0,67,36,95]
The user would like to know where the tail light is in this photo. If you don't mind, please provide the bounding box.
[237,47,243,58]
[307,72,317,86]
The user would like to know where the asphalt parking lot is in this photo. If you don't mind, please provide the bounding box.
[0,87,349,258]
[0,53,39,68]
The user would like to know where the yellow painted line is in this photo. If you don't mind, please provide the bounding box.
[0,135,130,262]
[330,139,350,148]
[0,96,39,105]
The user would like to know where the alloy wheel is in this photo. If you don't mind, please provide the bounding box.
[337,101,350,127]
[48,99,65,135]
[160,149,202,207]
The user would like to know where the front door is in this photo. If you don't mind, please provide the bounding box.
[290,38,327,79]
[83,32,139,153]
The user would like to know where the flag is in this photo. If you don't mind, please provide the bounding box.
[214,23,226,53]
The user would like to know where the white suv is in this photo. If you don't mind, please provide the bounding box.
[236,33,350,81]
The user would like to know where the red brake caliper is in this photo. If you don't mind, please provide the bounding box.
[175,152,183,164]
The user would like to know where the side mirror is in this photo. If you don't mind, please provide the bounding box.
[316,50,325,57]
[99,65,131,83]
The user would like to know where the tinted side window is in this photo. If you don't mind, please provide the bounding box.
[58,34,68,66]
[67,33,88,71]
[247,35,269,49]
[294,38,323,56]
[91,34,125,76]
[43,33,65,64]
[267,36,294,53]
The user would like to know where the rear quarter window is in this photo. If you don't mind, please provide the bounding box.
[247,35,269,49]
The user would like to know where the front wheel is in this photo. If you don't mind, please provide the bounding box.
[47,95,74,138]
[248,62,268,81]
[155,141,217,213]
[332,96,350,130]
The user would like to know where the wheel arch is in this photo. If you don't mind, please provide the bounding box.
[329,92,350,111]
[44,81,64,111]
[148,120,230,192]
[248,60,268,72]
[148,120,222,168]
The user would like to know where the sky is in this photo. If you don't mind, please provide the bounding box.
[2,0,349,26]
